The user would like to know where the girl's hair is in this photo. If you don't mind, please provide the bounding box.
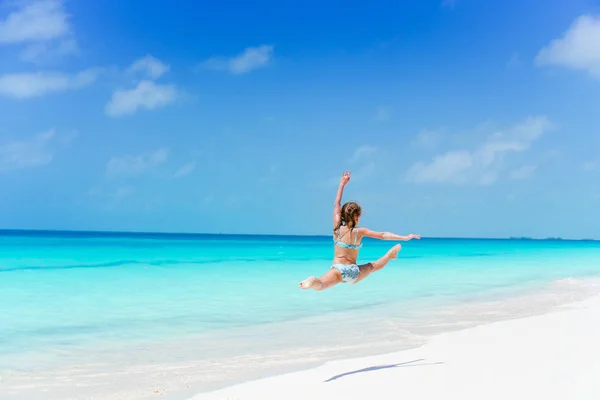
[333,201,362,234]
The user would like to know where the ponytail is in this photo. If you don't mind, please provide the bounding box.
[333,215,344,234]
[333,202,361,235]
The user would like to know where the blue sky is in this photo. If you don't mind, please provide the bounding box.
[1,0,599,238]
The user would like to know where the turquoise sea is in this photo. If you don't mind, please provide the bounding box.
[2,230,600,400]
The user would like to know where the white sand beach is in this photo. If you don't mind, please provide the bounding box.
[194,295,600,400]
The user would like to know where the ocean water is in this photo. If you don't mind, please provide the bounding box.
[2,230,600,400]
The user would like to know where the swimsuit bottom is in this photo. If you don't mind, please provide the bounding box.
[331,263,360,283]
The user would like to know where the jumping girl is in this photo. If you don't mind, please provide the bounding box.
[299,170,420,291]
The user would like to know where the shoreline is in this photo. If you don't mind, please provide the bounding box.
[185,275,600,396]
[3,276,600,400]
[193,293,600,400]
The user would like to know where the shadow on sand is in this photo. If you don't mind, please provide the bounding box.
[324,358,444,382]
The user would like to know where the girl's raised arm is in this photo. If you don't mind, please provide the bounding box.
[333,170,351,228]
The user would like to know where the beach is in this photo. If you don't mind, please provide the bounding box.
[2,232,600,399]
[195,294,600,400]
[3,0,599,398]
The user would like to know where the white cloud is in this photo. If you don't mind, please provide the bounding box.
[199,45,274,75]
[106,148,169,177]
[174,161,196,178]
[0,1,79,64]
[509,164,537,180]
[0,68,100,99]
[405,116,553,185]
[374,106,391,121]
[0,129,56,172]
[414,129,443,150]
[406,150,473,184]
[0,0,70,44]
[19,37,78,63]
[104,55,177,117]
[105,80,177,117]
[129,55,169,79]
[536,15,600,78]
[351,145,377,162]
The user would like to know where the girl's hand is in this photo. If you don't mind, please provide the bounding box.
[340,170,351,186]
[408,234,421,240]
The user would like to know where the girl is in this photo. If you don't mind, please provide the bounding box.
[300,170,420,291]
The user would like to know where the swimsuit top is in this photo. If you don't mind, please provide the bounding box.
[333,227,362,250]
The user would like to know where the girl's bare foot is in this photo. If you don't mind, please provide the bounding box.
[388,244,402,259]
[299,276,315,289]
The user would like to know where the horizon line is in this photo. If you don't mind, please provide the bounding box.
[0,228,596,242]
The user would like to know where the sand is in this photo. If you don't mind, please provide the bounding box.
[193,295,600,400]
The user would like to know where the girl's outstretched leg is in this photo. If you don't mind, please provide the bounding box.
[300,269,342,290]
[355,244,401,283]
[372,244,401,272]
